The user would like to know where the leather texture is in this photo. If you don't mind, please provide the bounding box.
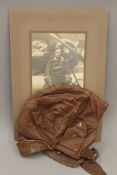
[16,84,108,175]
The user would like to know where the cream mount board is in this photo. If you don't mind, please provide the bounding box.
[9,8,108,141]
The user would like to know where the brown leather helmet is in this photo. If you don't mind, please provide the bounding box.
[16,84,108,175]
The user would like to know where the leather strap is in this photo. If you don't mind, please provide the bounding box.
[47,148,107,175]
[81,148,107,175]
[81,160,107,175]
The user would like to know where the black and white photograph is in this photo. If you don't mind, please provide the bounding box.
[32,33,86,92]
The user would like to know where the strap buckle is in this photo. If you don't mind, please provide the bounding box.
[81,147,99,162]
[90,148,99,161]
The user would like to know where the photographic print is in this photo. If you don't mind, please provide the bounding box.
[32,33,86,93]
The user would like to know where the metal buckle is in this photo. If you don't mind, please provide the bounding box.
[91,148,99,161]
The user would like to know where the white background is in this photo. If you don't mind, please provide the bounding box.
[0,0,117,175]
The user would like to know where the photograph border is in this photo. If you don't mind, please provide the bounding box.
[30,31,87,93]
